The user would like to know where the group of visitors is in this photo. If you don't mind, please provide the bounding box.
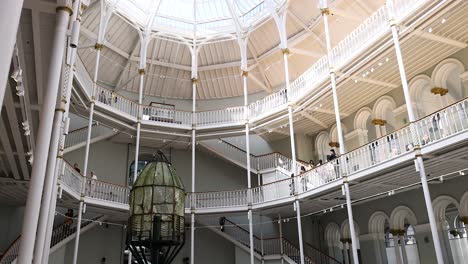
[73,163,98,197]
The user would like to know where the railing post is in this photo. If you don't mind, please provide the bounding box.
[190,40,199,264]
[386,1,444,263]
[17,4,71,264]
[319,1,360,263]
[278,214,284,264]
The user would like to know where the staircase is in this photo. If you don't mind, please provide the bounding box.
[199,139,308,174]
[0,215,106,264]
[64,124,117,154]
[197,217,341,264]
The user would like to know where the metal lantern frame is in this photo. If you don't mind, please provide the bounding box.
[127,151,185,264]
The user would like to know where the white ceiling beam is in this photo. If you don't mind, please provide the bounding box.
[413,29,468,48]
[312,108,349,117]
[339,73,398,88]
[115,36,141,90]
[248,39,273,93]
[4,84,30,180]
[289,47,322,58]
[248,73,270,92]
[31,10,45,109]
[355,0,373,15]
[301,112,328,128]
[286,10,327,51]
[332,8,364,22]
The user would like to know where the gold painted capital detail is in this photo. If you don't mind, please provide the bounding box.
[95,43,104,50]
[329,142,340,148]
[281,48,290,55]
[241,71,249,77]
[138,69,145,75]
[56,6,73,16]
[321,8,331,16]
[372,119,387,126]
[191,78,198,84]
[431,87,449,96]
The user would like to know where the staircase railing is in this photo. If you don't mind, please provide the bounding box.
[64,123,116,150]
[304,242,342,264]
[0,216,101,264]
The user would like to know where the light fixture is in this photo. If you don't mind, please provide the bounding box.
[385,57,390,62]
[378,62,383,66]
[460,171,465,176]
[371,68,374,72]
[11,68,22,83]
[428,27,433,33]
[354,80,358,83]
[441,18,446,24]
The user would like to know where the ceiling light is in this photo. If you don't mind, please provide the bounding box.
[362,73,366,78]
[354,80,358,83]
[378,62,383,66]
[366,71,369,75]
[441,18,446,24]
[428,27,433,33]
[371,68,374,72]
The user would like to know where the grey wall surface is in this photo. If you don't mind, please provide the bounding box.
[0,205,25,253]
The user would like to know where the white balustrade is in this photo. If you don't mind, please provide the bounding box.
[62,162,83,195]
[64,124,113,149]
[189,189,249,209]
[85,179,130,205]
[96,86,139,117]
[196,106,245,126]
[142,105,192,126]
[248,90,288,119]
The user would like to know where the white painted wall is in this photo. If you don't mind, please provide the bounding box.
[0,205,24,253]
[223,135,274,156]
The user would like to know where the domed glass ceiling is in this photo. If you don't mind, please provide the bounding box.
[107,0,285,40]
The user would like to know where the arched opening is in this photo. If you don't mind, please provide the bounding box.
[389,206,420,264]
[409,75,434,119]
[369,211,390,263]
[353,107,374,145]
[373,96,397,136]
[329,123,347,155]
[432,58,465,103]
[340,219,361,264]
[325,223,343,261]
[315,131,330,162]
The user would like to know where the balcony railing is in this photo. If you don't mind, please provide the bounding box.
[74,0,434,131]
[58,97,468,213]
[64,123,115,150]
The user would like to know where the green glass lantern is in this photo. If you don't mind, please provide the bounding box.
[127,151,185,264]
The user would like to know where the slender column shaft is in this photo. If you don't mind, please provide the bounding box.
[322,6,359,263]
[17,8,70,264]
[260,215,265,264]
[37,3,81,262]
[190,77,197,264]
[295,200,305,264]
[72,39,102,264]
[0,0,24,111]
[343,242,349,264]
[278,214,284,264]
[399,235,408,264]
[283,51,297,173]
[393,235,402,264]
[374,125,382,138]
[389,15,444,264]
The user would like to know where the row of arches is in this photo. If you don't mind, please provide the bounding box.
[315,58,466,160]
[324,192,468,264]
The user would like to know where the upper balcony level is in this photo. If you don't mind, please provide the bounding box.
[70,0,468,139]
[56,96,468,215]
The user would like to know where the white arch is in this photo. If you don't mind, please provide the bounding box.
[432,195,460,224]
[325,222,342,247]
[315,131,330,161]
[340,219,360,239]
[354,107,373,131]
[368,211,390,234]
[459,191,468,217]
[390,206,417,229]
[329,123,348,143]
[372,96,397,132]
[408,75,433,118]
[432,58,465,100]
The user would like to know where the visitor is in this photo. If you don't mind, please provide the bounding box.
[64,209,74,235]
[318,159,323,166]
[308,160,315,170]
[90,171,98,197]
[219,216,226,232]
[289,173,295,195]
[100,257,106,264]
[329,149,337,160]
[300,166,306,174]
[98,90,108,104]
[73,163,81,174]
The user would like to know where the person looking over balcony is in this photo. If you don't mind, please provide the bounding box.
[90,171,98,197]
[98,90,108,105]
[219,217,226,232]
[329,149,337,160]
[64,209,74,235]
[307,160,315,170]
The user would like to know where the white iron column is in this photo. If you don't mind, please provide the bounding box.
[190,45,198,264]
[0,0,24,111]
[278,214,284,264]
[35,1,82,263]
[386,2,444,263]
[392,231,403,264]
[16,5,71,264]
[239,36,255,264]
[72,3,113,264]
[399,232,408,264]
[320,2,359,262]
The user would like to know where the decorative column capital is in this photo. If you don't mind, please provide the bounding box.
[94,43,104,50]
[340,238,352,244]
[371,119,387,126]
[56,6,73,16]
[431,87,449,96]
[320,8,331,16]
[241,70,249,77]
[138,69,145,75]
[281,48,290,55]
[329,142,340,148]
[191,78,198,84]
